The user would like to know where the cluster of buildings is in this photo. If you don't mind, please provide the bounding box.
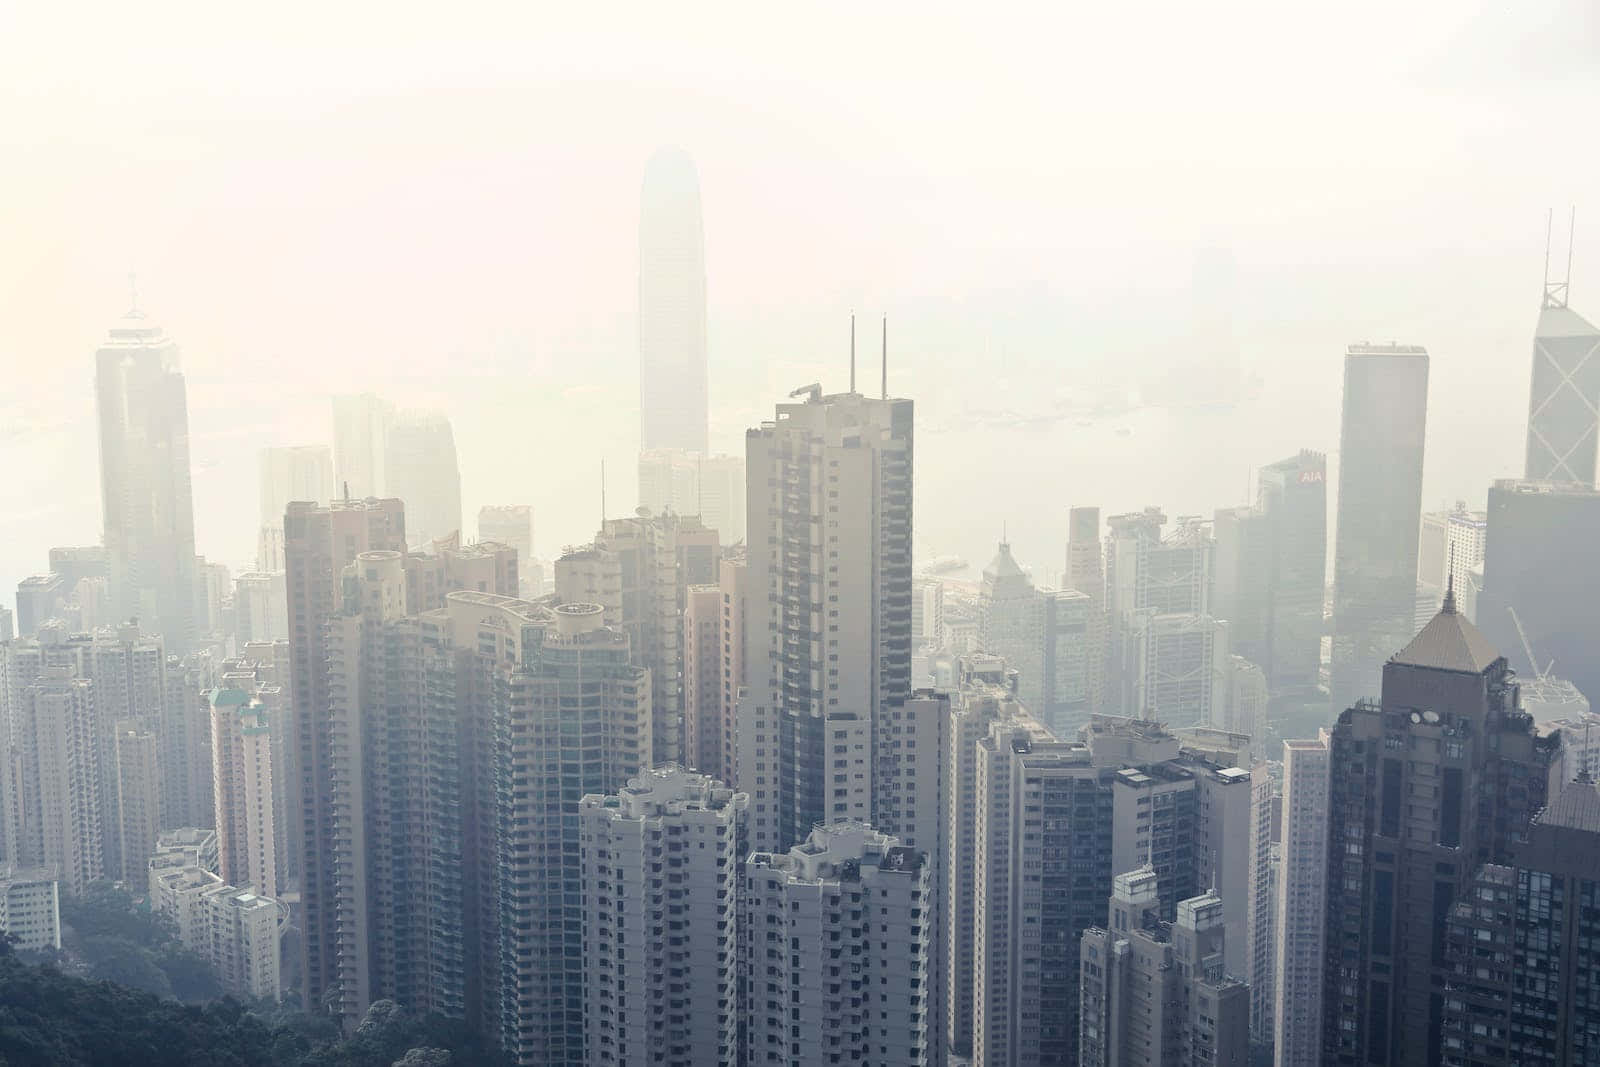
[10,148,1600,1067]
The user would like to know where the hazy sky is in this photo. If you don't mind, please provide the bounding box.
[3,2,1598,597]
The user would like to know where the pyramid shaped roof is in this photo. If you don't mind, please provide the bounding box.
[1390,589,1501,675]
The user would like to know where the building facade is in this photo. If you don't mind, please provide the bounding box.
[95,308,200,655]
[578,766,747,1067]
[1523,293,1600,486]
[739,388,913,853]
[1330,344,1429,712]
[1079,867,1251,1066]
[742,823,935,1067]
[1321,592,1558,1064]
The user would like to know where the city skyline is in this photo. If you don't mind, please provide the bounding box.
[7,7,1600,1065]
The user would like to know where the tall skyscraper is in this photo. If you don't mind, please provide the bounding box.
[499,602,652,1065]
[743,823,936,1067]
[940,656,1046,1062]
[8,667,103,895]
[738,387,913,852]
[331,393,392,499]
[1439,777,1600,1065]
[682,583,723,777]
[95,308,199,654]
[638,146,708,455]
[284,498,407,1013]
[1078,868,1251,1066]
[1273,733,1330,1067]
[1105,510,1217,716]
[1330,343,1429,712]
[258,445,334,570]
[385,410,463,548]
[209,685,278,898]
[1478,478,1600,709]
[1523,264,1600,485]
[1321,589,1558,1064]
[578,766,747,1067]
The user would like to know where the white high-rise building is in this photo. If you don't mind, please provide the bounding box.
[743,823,936,1067]
[0,866,61,950]
[258,445,334,570]
[578,765,747,1067]
[113,725,161,885]
[1273,733,1331,1067]
[1247,763,1277,1046]
[940,656,1050,1061]
[210,685,278,898]
[4,667,103,895]
[739,388,913,853]
[149,832,284,1001]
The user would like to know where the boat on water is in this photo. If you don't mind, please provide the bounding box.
[919,555,968,575]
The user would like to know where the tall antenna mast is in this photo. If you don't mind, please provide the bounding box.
[600,460,606,530]
[880,315,887,400]
[850,313,856,394]
[1567,206,1577,298]
[1544,206,1574,310]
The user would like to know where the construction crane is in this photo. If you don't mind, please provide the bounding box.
[1508,606,1555,681]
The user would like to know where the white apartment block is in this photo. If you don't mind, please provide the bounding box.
[149,833,283,1001]
[1273,733,1330,1067]
[941,664,1049,1060]
[6,667,103,895]
[0,865,61,950]
[114,725,161,885]
[1247,763,1277,1045]
[683,585,724,779]
[579,765,748,1067]
[743,823,935,1067]
[210,686,279,898]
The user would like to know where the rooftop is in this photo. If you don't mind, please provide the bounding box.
[1537,778,1600,834]
[1390,589,1500,674]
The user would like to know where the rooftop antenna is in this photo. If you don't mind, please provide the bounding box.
[1544,206,1574,310]
[600,460,606,529]
[1567,206,1577,299]
[1580,720,1594,785]
[850,312,857,394]
[342,480,350,502]
[881,315,887,400]
[696,452,703,520]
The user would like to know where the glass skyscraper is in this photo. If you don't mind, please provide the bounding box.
[1329,343,1429,712]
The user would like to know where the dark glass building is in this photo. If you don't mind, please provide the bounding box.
[1478,478,1600,708]
[1440,779,1600,1066]
[1322,590,1559,1065]
[1330,344,1429,712]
